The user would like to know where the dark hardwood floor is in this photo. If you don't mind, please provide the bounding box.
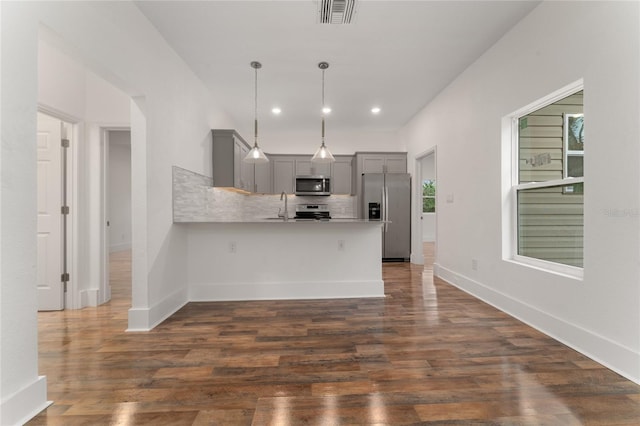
[29,244,640,425]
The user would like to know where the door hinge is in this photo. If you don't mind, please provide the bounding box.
[61,272,70,282]
[63,281,68,293]
[61,138,70,148]
[61,206,70,215]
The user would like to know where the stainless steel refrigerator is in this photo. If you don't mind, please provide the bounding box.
[361,173,411,261]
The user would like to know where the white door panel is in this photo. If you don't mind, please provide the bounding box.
[37,113,64,311]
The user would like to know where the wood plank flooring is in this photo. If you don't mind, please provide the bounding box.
[29,244,640,425]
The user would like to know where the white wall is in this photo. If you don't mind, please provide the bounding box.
[0,3,49,424]
[402,1,640,383]
[1,1,235,423]
[421,154,436,242]
[108,130,132,252]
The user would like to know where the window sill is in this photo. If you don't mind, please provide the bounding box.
[506,255,584,281]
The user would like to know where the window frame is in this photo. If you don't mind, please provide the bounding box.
[563,113,584,179]
[422,179,436,214]
[507,80,585,279]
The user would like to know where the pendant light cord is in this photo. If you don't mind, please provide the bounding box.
[254,64,258,147]
[321,67,325,146]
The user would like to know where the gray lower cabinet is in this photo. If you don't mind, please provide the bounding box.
[212,129,255,192]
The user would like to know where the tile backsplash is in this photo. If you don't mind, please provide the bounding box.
[173,166,356,222]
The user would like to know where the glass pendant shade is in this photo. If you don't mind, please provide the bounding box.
[311,142,335,163]
[312,61,335,164]
[244,142,269,163]
[243,61,269,164]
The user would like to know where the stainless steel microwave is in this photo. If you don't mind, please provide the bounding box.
[295,175,331,196]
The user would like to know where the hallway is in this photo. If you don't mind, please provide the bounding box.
[29,246,640,424]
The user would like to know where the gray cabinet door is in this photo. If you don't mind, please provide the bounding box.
[384,154,407,173]
[296,157,331,176]
[360,153,406,174]
[273,158,295,194]
[239,143,254,191]
[332,158,352,194]
[212,129,255,192]
[361,155,385,174]
[295,158,312,176]
[233,140,242,188]
[254,161,271,193]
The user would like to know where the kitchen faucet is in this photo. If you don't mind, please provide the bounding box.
[278,191,289,220]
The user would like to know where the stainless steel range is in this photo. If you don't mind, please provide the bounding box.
[294,204,331,220]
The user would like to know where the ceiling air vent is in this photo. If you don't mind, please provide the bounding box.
[319,0,357,24]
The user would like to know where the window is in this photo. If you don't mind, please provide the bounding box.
[513,88,584,270]
[422,179,435,213]
[563,113,584,181]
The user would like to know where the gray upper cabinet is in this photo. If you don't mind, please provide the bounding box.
[331,156,353,195]
[359,153,407,174]
[383,155,407,173]
[254,162,272,193]
[270,154,352,195]
[271,156,295,194]
[295,157,331,177]
[235,140,255,192]
[212,138,400,198]
[361,155,385,174]
[212,129,257,192]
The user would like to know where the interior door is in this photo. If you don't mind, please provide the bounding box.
[37,113,64,310]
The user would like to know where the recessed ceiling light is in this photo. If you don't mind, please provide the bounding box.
[371,107,381,114]
[322,106,331,114]
[272,107,281,115]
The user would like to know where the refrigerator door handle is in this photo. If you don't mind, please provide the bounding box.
[383,186,388,233]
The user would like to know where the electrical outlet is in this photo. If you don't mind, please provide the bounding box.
[338,240,345,251]
[471,259,478,271]
[229,241,237,253]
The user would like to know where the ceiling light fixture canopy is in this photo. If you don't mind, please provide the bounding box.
[311,61,336,163]
[243,61,269,164]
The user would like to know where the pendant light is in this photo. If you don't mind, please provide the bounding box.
[243,61,269,164]
[311,61,336,163]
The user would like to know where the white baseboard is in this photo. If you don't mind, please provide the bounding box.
[410,253,424,265]
[434,263,640,385]
[80,288,99,307]
[127,287,188,331]
[189,280,385,302]
[1,376,51,426]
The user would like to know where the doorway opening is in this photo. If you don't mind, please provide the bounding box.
[413,148,437,269]
[106,129,132,307]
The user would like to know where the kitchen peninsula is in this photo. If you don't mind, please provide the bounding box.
[173,166,384,301]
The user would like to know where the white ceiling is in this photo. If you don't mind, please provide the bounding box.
[135,0,540,136]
